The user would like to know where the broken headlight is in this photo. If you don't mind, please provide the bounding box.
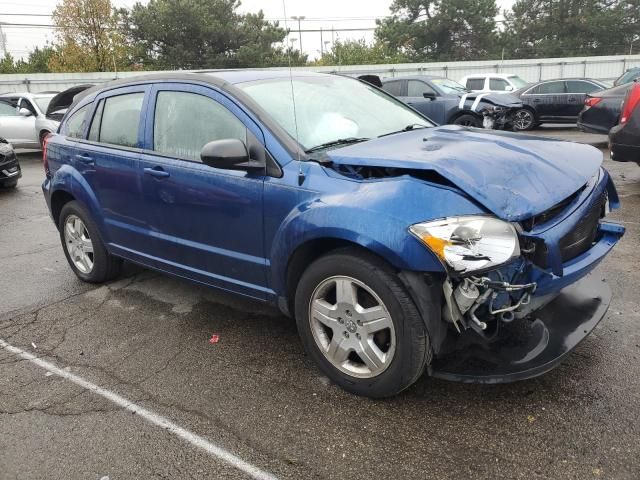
[409,216,520,273]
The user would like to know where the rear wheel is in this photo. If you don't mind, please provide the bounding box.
[59,201,121,283]
[295,248,431,398]
[513,108,536,131]
[452,113,482,128]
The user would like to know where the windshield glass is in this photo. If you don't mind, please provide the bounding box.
[33,96,53,113]
[238,75,434,151]
[431,78,468,94]
[508,76,529,89]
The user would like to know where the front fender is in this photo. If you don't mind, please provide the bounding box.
[269,203,444,295]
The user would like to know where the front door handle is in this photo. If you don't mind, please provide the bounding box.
[144,167,170,179]
[75,153,94,165]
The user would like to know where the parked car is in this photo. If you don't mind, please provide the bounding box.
[0,137,21,189]
[610,82,640,165]
[459,73,529,93]
[43,71,624,398]
[381,75,523,129]
[35,84,95,145]
[0,92,56,148]
[613,67,640,86]
[577,83,634,134]
[510,78,608,130]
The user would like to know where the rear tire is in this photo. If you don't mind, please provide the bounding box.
[294,248,431,398]
[452,113,482,128]
[59,201,122,283]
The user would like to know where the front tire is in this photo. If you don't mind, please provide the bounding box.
[295,248,431,398]
[513,108,536,131]
[59,201,121,283]
[452,113,482,128]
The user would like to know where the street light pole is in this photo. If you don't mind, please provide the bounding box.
[291,15,306,53]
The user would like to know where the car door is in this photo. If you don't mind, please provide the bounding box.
[565,80,602,118]
[74,85,150,253]
[0,97,37,147]
[405,80,444,123]
[137,83,267,299]
[521,81,567,121]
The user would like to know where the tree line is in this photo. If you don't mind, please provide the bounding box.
[1,0,638,74]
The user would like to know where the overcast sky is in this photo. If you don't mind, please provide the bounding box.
[0,0,517,61]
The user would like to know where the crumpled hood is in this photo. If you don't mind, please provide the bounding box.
[458,92,522,107]
[327,125,602,221]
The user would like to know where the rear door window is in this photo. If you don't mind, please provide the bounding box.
[565,81,601,94]
[466,78,485,90]
[153,90,246,162]
[407,80,437,97]
[98,93,144,147]
[489,78,510,91]
[66,104,91,138]
[383,80,405,97]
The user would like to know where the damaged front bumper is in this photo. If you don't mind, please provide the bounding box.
[406,168,625,383]
[429,272,610,383]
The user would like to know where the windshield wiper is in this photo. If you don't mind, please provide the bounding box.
[305,137,370,153]
[378,124,429,138]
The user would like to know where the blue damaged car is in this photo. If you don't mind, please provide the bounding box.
[42,71,624,398]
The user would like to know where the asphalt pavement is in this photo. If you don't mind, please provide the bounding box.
[1,127,639,480]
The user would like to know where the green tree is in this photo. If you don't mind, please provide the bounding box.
[122,0,306,69]
[314,39,409,66]
[375,0,500,61]
[49,0,131,72]
[0,54,17,74]
[14,47,55,73]
[502,0,635,58]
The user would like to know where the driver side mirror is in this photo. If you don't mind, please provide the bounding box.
[505,85,514,92]
[18,107,32,117]
[423,92,437,100]
[200,138,265,172]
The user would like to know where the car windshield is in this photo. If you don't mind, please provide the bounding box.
[33,96,53,113]
[431,78,468,94]
[508,76,529,89]
[237,75,434,152]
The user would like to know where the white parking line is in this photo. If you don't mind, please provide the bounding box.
[0,338,278,480]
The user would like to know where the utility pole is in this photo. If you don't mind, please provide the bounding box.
[290,16,305,53]
[0,24,7,58]
[320,27,324,56]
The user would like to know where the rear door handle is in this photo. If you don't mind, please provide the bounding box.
[75,153,94,165]
[144,167,170,179]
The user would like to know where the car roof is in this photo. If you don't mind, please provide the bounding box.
[73,70,331,161]
[461,73,518,79]
[382,75,445,82]
[0,92,56,99]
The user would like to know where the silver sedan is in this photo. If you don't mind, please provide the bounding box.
[0,92,56,148]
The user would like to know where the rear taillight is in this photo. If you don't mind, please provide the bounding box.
[42,133,51,175]
[585,97,602,107]
[621,83,640,124]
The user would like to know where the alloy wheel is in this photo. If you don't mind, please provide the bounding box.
[514,109,535,130]
[64,214,94,274]
[308,276,396,378]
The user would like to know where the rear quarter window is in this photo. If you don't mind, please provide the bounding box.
[65,104,91,138]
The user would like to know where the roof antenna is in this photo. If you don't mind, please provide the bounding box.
[281,0,305,186]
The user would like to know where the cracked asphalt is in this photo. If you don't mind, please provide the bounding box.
[1,127,639,480]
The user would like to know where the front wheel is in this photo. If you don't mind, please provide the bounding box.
[452,113,482,128]
[295,248,431,398]
[513,108,536,131]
